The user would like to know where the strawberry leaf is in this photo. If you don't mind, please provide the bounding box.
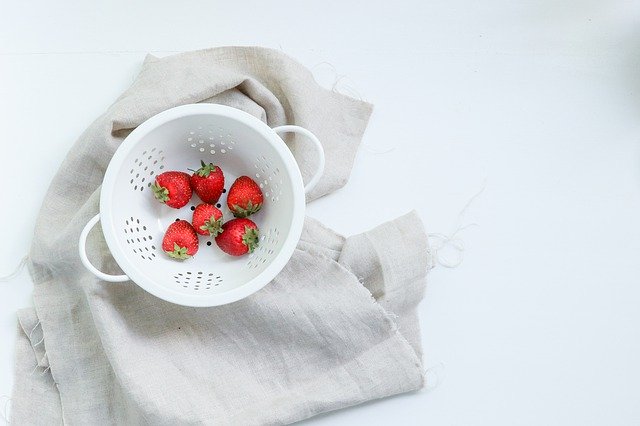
[242,226,259,253]
[196,161,217,177]
[166,242,190,260]
[231,201,262,218]
[200,216,223,237]
[152,183,169,203]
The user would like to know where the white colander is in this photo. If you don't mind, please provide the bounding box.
[79,104,324,307]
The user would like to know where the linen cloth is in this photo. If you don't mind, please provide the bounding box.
[11,47,430,425]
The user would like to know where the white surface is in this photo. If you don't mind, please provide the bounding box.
[2,0,640,424]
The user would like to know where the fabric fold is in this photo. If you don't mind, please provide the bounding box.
[339,211,430,358]
[11,309,63,425]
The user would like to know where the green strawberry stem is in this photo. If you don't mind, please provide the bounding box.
[231,201,262,218]
[196,160,217,177]
[152,183,169,203]
[166,243,190,260]
[242,226,259,253]
[200,216,223,237]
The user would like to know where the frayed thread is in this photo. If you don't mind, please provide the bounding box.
[312,61,394,156]
[30,352,48,375]
[38,352,48,368]
[0,395,11,425]
[0,255,28,282]
[312,61,365,101]
[28,321,41,340]
[363,145,396,155]
[428,180,486,269]
[428,224,477,269]
[32,335,45,349]
[55,383,67,425]
[423,362,446,391]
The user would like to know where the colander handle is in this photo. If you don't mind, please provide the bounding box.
[273,125,325,194]
[79,214,130,282]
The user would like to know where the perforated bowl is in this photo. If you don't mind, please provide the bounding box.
[79,104,324,307]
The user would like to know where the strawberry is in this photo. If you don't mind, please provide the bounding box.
[192,203,223,237]
[215,218,259,256]
[227,176,263,218]
[190,161,225,204]
[162,220,199,260]
[151,171,192,209]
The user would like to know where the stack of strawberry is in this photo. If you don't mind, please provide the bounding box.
[151,161,264,259]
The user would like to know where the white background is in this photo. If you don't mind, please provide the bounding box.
[2,0,640,424]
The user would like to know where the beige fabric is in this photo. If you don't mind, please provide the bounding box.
[11,309,62,425]
[12,47,430,425]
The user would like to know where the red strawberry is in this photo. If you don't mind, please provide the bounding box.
[215,218,259,256]
[151,171,192,209]
[162,220,199,260]
[190,161,225,204]
[227,176,263,218]
[192,203,223,237]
